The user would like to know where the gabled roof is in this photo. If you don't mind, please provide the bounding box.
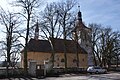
[27,38,87,54]
[27,39,51,52]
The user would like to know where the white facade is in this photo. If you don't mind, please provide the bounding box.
[73,10,94,66]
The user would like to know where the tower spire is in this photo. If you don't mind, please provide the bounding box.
[77,5,82,21]
[34,20,39,40]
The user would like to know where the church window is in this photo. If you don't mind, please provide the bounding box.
[57,63,59,67]
[82,59,84,61]
[57,57,59,61]
[73,59,77,63]
[86,44,88,47]
[61,58,65,62]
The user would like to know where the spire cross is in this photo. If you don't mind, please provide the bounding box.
[78,5,80,11]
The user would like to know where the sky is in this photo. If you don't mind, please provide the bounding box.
[0,0,119,31]
[79,0,120,31]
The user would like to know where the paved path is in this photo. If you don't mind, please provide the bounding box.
[91,72,120,80]
[1,72,120,80]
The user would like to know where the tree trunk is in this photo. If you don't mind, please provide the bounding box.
[75,32,79,68]
[6,32,12,77]
[24,14,30,76]
[50,38,55,68]
[63,13,67,72]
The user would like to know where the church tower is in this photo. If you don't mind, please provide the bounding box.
[73,6,93,66]
[34,21,39,40]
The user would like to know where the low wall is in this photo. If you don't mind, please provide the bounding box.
[0,67,23,76]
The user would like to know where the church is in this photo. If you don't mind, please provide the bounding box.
[21,8,93,70]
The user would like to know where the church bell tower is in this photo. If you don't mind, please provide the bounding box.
[73,6,93,66]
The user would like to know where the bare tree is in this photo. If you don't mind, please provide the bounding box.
[40,3,62,39]
[57,0,76,71]
[38,0,76,70]
[14,0,42,75]
[100,28,120,68]
[89,24,102,66]
[0,7,22,76]
[39,2,62,68]
[89,23,120,68]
